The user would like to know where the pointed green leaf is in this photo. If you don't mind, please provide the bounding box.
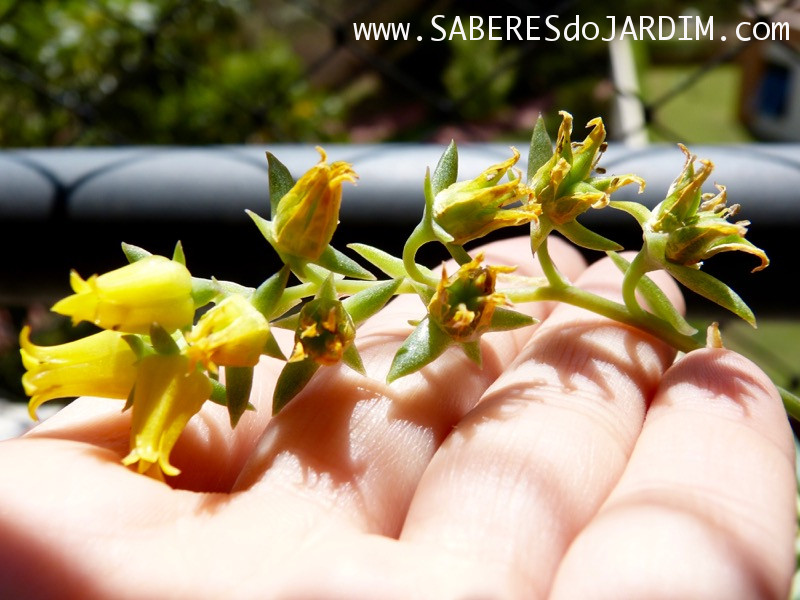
[348,243,437,282]
[123,384,135,412]
[342,344,366,375]
[666,263,757,327]
[386,317,452,383]
[121,242,152,263]
[461,340,482,367]
[149,324,180,355]
[557,220,623,252]
[209,379,227,406]
[431,140,458,196]
[225,366,254,428]
[172,241,186,266]
[488,307,537,331]
[272,313,299,331]
[246,209,277,246]
[273,359,321,414]
[121,334,148,360]
[342,279,402,325]
[530,216,553,255]
[528,115,553,183]
[267,151,295,219]
[262,330,286,360]
[315,244,375,280]
[191,277,217,309]
[608,252,697,336]
[251,265,290,319]
[317,272,338,301]
[609,200,652,226]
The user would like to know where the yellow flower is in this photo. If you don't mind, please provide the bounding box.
[432,148,539,244]
[122,354,212,478]
[649,145,769,272]
[19,326,138,420]
[427,253,513,342]
[289,298,355,365]
[273,147,357,260]
[52,255,195,334]
[185,294,270,372]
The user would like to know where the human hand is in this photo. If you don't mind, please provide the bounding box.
[0,237,794,599]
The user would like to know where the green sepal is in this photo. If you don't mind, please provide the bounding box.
[528,115,553,184]
[267,151,295,219]
[557,219,623,252]
[665,262,757,327]
[209,379,227,406]
[342,278,402,325]
[431,140,458,196]
[273,359,321,414]
[121,334,150,361]
[317,272,338,301]
[424,168,455,244]
[224,366,254,428]
[342,344,366,375]
[123,384,135,412]
[489,307,538,331]
[386,317,452,383]
[149,324,180,355]
[251,265,290,319]
[461,340,482,367]
[272,313,299,331]
[530,215,554,255]
[121,242,152,263]
[191,277,217,309]
[607,252,697,336]
[348,243,436,281]
[262,330,286,360]
[172,241,186,266]
[609,200,652,226]
[316,244,376,280]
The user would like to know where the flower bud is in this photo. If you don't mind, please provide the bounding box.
[289,298,355,366]
[273,147,357,260]
[432,148,539,244]
[51,255,194,334]
[427,253,513,343]
[185,294,270,372]
[20,326,139,420]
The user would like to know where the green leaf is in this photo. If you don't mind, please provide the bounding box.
[347,243,437,299]
[262,330,286,360]
[317,272,338,301]
[342,278,402,325]
[121,334,148,360]
[266,151,295,219]
[609,200,652,226]
[316,244,375,280]
[209,379,227,406]
[273,359,321,414]
[530,215,554,255]
[666,263,757,327]
[557,220,623,252]
[607,252,697,336]
[149,324,180,355]
[342,344,366,375]
[489,307,537,331]
[172,241,186,266]
[123,384,135,412]
[528,114,553,183]
[225,366,254,428]
[121,242,152,263]
[251,265,290,319]
[461,340,482,367]
[386,317,452,383]
[191,277,217,309]
[431,140,458,196]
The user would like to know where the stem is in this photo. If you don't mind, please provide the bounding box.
[403,223,439,287]
[780,387,800,423]
[621,249,649,316]
[536,237,570,288]
[445,243,472,266]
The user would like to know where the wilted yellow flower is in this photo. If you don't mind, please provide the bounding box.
[428,253,513,342]
[432,148,539,244]
[289,298,355,365]
[19,326,138,420]
[185,294,270,372]
[531,112,643,224]
[122,354,212,478]
[649,145,769,272]
[273,147,357,260]
[52,255,195,335]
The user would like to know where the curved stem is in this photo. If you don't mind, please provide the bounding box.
[403,223,439,287]
[536,237,570,288]
[780,387,800,424]
[445,242,473,266]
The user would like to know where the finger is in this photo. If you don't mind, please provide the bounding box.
[231,236,586,539]
[399,255,684,597]
[549,349,796,600]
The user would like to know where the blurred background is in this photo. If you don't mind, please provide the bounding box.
[1,0,799,409]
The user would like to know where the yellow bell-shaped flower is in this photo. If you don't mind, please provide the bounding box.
[122,354,212,478]
[52,255,195,335]
[20,326,139,420]
[184,294,270,372]
[273,147,357,261]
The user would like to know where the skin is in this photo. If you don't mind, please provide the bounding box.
[0,237,794,599]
